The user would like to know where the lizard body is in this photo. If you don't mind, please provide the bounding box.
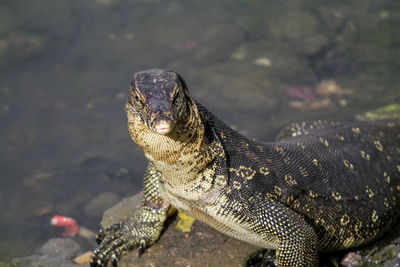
[91,69,400,267]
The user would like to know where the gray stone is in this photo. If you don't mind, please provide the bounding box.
[12,238,83,267]
[101,192,142,227]
[84,192,121,218]
[195,25,245,64]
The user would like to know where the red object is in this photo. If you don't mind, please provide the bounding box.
[285,86,317,101]
[171,41,198,51]
[50,215,79,237]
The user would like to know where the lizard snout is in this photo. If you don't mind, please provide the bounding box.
[148,100,175,135]
[153,119,172,135]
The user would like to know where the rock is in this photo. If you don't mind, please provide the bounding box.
[195,25,245,63]
[341,252,362,267]
[176,211,196,233]
[0,7,19,35]
[100,192,142,227]
[266,9,329,56]
[0,1,79,69]
[11,0,78,39]
[325,220,400,267]
[356,103,400,121]
[244,39,318,85]
[0,32,45,69]
[99,192,258,266]
[84,192,121,218]
[12,238,83,267]
[74,251,92,265]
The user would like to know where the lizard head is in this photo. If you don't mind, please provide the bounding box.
[127,69,189,135]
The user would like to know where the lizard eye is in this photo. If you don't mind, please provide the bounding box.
[129,91,143,108]
[134,96,143,108]
[134,95,140,103]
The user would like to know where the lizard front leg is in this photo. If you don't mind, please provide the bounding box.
[242,197,318,267]
[91,163,170,267]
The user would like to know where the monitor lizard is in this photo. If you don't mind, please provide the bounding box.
[91,69,400,267]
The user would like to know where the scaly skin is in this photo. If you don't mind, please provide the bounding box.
[91,69,400,267]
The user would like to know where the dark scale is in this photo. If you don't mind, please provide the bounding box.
[91,69,400,267]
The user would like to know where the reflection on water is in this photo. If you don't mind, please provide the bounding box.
[0,0,399,261]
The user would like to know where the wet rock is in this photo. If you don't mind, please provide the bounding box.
[0,32,45,69]
[244,39,318,85]
[99,192,258,266]
[74,251,92,265]
[0,0,79,69]
[327,220,400,267]
[11,0,78,39]
[12,238,83,267]
[237,14,269,40]
[100,192,142,227]
[266,9,329,56]
[55,193,94,216]
[341,252,362,267]
[195,25,245,63]
[0,7,20,35]
[356,103,400,121]
[369,244,400,267]
[84,192,121,219]
[196,64,279,112]
[247,249,277,267]
[193,39,317,111]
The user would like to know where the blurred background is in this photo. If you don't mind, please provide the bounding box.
[0,0,399,261]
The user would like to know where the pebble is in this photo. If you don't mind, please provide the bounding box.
[341,252,362,267]
[74,251,92,265]
[254,57,272,67]
[84,192,120,218]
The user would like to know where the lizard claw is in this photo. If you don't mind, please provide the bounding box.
[96,233,103,245]
[91,219,154,266]
[138,239,146,257]
[111,254,118,267]
[96,223,121,244]
[90,259,103,267]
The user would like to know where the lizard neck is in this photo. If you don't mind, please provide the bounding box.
[127,98,227,200]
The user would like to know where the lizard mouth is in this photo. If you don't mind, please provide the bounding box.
[154,120,172,135]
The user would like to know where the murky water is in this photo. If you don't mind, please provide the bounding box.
[0,0,399,261]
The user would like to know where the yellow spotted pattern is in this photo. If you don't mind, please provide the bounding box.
[384,172,390,184]
[365,186,375,198]
[299,166,308,177]
[340,214,350,226]
[332,191,342,201]
[360,150,370,161]
[284,173,297,186]
[319,137,329,147]
[233,181,241,190]
[342,159,354,171]
[352,127,360,135]
[374,140,383,152]
[371,210,379,223]
[274,186,282,196]
[309,191,318,198]
[259,166,270,175]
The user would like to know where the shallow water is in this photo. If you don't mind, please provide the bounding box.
[0,0,399,261]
